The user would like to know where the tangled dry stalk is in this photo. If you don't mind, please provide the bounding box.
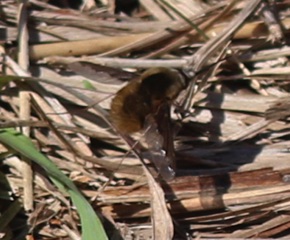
[1,0,290,239]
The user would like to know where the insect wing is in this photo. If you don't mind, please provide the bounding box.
[144,102,175,180]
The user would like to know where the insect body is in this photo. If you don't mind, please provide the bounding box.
[110,67,185,133]
[110,67,186,179]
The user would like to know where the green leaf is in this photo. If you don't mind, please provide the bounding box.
[0,200,22,232]
[82,79,97,90]
[0,128,108,240]
[0,75,17,89]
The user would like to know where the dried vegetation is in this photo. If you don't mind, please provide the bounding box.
[1,0,290,239]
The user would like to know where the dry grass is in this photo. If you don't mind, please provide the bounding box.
[1,0,290,239]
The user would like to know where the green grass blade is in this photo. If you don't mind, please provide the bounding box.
[82,79,97,90]
[0,128,108,240]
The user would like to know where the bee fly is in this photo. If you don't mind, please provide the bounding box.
[110,67,186,179]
